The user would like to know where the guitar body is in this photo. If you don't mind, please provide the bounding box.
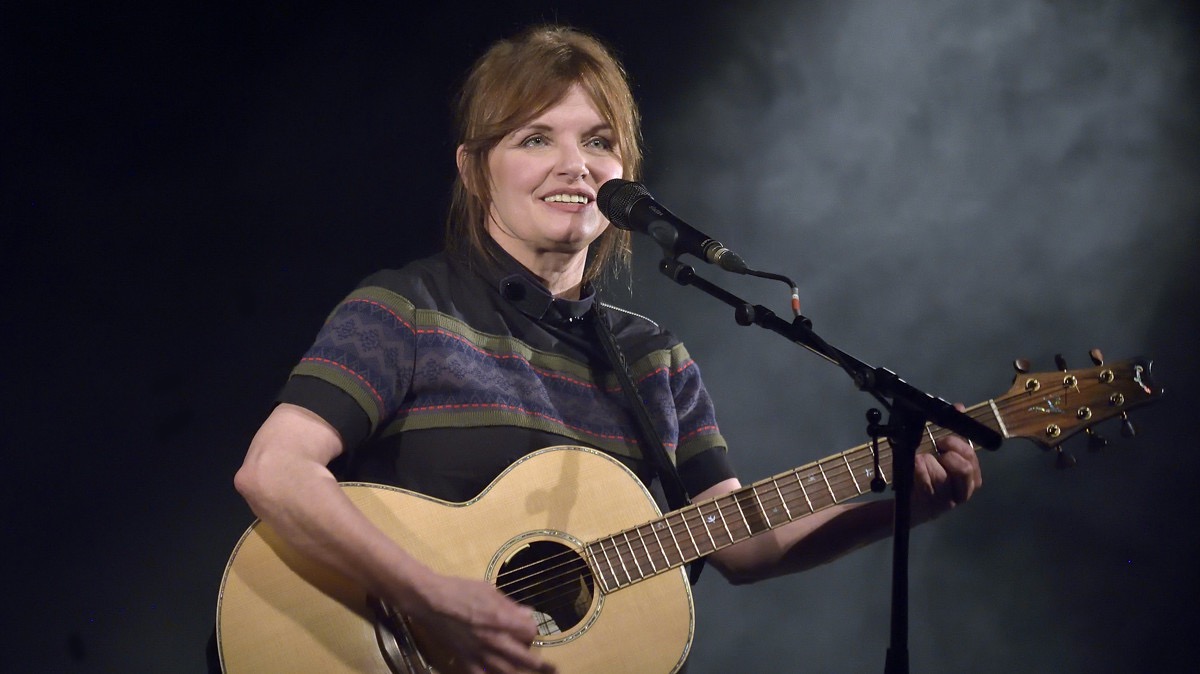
[216,446,695,673]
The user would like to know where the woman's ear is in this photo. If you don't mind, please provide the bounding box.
[456,145,475,196]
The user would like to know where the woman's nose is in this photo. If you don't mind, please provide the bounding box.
[555,144,588,181]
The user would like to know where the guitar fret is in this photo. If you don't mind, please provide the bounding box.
[680,509,704,559]
[703,502,725,545]
[647,523,667,570]
[813,468,833,509]
[662,516,686,565]
[842,453,861,494]
[730,493,752,538]
[615,536,634,584]
[637,525,658,573]
[713,500,735,545]
[595,543,617,592]
[621,532,644,580]
[771,476,793,520]
[816,461,835,503]
[851,449,874,488]
[751,485,773,529]
[724,486,744,534]
[696,503,720,552]
[794,471,815,513]
[877,440,893,486]
[871,446,891,485]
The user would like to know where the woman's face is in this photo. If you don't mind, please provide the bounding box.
[482,84,623,273]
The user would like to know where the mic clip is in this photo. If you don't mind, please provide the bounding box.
[647,219,747,273]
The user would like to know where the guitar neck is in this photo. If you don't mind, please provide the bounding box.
[586,400,1004,593]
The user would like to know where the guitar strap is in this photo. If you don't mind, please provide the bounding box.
[590,300,705,585]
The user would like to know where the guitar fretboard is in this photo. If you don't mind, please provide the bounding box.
[585,403,1001,593]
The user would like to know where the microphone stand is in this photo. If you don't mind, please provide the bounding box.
[655,256,1002,674]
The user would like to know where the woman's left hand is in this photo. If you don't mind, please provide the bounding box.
[911,405,983,523]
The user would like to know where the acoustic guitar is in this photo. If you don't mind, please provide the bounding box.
[216,356,1160,673]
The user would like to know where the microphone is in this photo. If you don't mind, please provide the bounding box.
[597,179,748,273]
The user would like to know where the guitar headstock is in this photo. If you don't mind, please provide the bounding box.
[996,351,1162,466]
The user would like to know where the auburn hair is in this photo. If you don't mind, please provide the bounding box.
[447,25,642,285]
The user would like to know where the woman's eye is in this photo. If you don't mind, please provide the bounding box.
[586,137,613,150]
[521,135,547,147]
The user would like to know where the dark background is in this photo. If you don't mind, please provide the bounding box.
[4,1,1197,672]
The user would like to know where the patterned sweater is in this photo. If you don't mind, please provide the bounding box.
[279,247,733,502]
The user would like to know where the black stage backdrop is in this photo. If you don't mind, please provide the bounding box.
[4,2,1197,672]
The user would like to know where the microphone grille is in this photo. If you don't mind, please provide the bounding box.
[597,179,650,230]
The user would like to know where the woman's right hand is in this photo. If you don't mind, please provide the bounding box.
[236,405,555,672]
[403,571,557,674]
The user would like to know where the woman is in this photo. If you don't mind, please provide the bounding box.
[233,25,981,674]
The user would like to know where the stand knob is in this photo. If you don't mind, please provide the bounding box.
[1120,412,1137,438]
[1055,446,1077,469]
[865,408,887,493]
[734,304,756,326]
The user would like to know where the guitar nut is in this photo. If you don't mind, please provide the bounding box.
[1076,407,1092,420]
[1025,378,1041,392]
[1110,393,1125,406]
[1099,369,1115,383]
[1046,424,1062,438]
[1063,375,1078,388]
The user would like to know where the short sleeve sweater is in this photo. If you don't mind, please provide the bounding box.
[278,246,734,503]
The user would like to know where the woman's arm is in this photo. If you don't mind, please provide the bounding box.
[234,403,555,674]
[702,433,982,584]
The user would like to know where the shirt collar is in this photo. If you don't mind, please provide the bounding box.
[472,240,596,324]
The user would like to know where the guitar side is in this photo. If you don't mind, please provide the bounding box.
[216,446,695,673]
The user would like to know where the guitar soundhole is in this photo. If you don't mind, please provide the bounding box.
[496,540,595,638]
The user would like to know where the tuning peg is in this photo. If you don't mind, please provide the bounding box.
[1120,412,1137,438]
[1089,348,1105,366]
[1055,446,1077,469]
[1054,353,1069,371]
[1013,358,1031,374]
[1086,428,1108,451]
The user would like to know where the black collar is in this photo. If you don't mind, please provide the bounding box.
[471,242,596,325]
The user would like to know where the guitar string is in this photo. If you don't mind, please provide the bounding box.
[498,411,969,603]
[578,381,1120,582]
[492,378,1127,607]
[495,406,971,602]
[511,363,1134,592]
[499,431,926,599]
[492,450,902,612]
[493,438,905,603]
[585,378,1130,602]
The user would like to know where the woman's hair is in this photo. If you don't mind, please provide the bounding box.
[447,24,642,285]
